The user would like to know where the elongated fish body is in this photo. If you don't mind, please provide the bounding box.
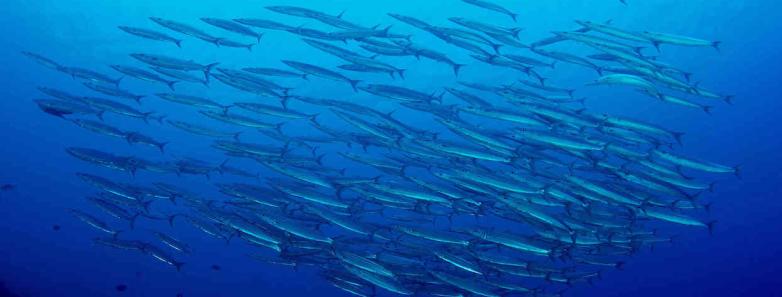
[263,162,333,189]
[125,132,167,153]
[282,60,360,91]
[150,67,208,86]
[642,31,720,51]
[156,93,229,111]
[242,67,307,79]
[342,265,412,295]
[200,111,281,131]
[141,244,185,271]
[130,53,218,80]
[200,18,262,43]
[118,25,181,47]
[233,18,294,31]
[434,250,483,275]
[575,20,648,43]
[234,103,312,120]
[653,150,737,175]
[69,209,120,235]
[149,17,217,42]
[21,51,62,70]
[335,250,395,277]
[429,271,499,297]
[83,82,145,104]
[35,99,104,119]
[449,17,522,39]
[77,96,157,122]
[591,74,661,97]
[59,67,122,86]
[153,232,192,254]
[274,184,348,209]
[37,87,80,101]
[167,120,240,139]
[70,119,126,138]
[111,65,177,90]
[461,0,518,22]
[642,208,711,229]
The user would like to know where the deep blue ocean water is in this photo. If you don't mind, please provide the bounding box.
[1,0,781,296]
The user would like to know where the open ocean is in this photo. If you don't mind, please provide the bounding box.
[1,0,781,296]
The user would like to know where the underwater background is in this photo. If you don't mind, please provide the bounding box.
[1,0,781,296]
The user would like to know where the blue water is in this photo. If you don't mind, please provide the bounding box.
[1,0,781,296]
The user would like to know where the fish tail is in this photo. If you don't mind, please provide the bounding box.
[703,105,713,114]
[723,95,734,105]
[672,132,685,145]
[129,213,140,230]
[707,220,717,235]
[204,62,220,82]
[167,214,179,227]
[510,27,523,39]
[166,80,178,91]
[134,95,144,104]
[452,64,465,77]
[157,142,168,154]
[712,41,722,52]
[174,261,185,272]
[232,132,242,141]
[733,165,742,179]
[348,79,361,92]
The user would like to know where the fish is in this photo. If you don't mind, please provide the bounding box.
[155,93,231,112]
[118,26,182,47]
[130,53,218,81]
[461,0,518,22]
[34,99,104,120]
[200,18,263,43]
[21,51,62,70]
[282,60,360,91]
[110,65,178,90]
[82,82,145,104]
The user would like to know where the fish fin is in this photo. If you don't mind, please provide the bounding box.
[96,110,105,121]
[509,13,518,22]
[733,165,742,179]
[652,41,661,52]
[174,39,182,48]
[703,105,713,114]
[274,122,285,135]
[245,44,254,52]
[397,69,406,80]
[723,95,734,105]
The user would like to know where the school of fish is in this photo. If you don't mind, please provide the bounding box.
[23,1,738,296]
